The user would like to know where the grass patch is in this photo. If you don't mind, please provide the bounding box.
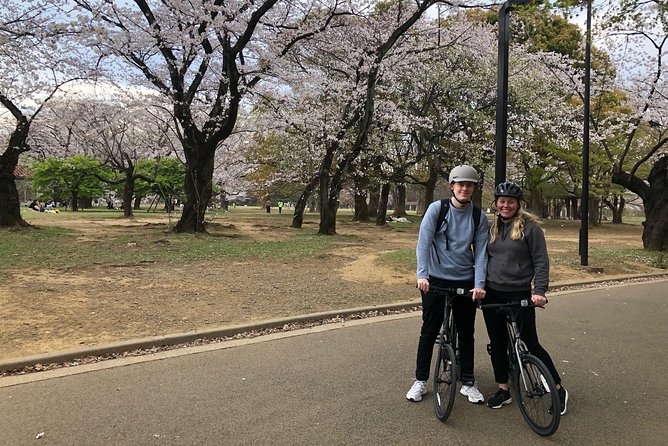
[377,248,417,270]
[0,221,344,276]
[590,248,666,270]
[5,207,662,281]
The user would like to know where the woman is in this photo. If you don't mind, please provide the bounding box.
[482,181,568,415]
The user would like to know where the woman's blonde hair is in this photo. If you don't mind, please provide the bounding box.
[489,207,541,244]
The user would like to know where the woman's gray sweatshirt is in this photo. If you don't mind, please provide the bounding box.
[486,219,549,296]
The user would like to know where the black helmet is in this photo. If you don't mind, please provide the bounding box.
[494,181,523,199]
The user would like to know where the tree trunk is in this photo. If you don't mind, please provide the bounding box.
[71,191,80,211]
[567,197,577,220]
[174,145,215,233]
[319,185,339,235]
[589,196,600,227]
[79,197,93,209]
[392,184,406,217]
[292,176,318,229]
[0,120,30,227]
[134,196,142,210]
[351,172,370,222]
[375,183,390,226]
[353,192,369,222]
[641,156,668,250]
[612,154,668,250]
[318,146,338,235]
[419,162,440,216]
[529,188,542,218]
[367,184,379,218]
[613,196,624,224]
[0,151,28,227]
[123,172,135,218]
[644,199,668,250]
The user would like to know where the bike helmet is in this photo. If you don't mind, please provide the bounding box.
[494,181,523,199]
[448,165,480,183]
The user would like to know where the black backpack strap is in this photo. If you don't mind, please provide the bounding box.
[435,198,450,236]
[472,205,481,248]
[432,199,450,256]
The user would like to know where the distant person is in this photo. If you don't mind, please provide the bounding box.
[29,199,44,212]
[265,200,271,213]
[482,181,568,415]
[277,201,283,214]
[43,199,60,213]
[407,165,489,404]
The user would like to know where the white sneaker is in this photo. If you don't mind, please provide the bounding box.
[460,383,485,404]
[406,380,427,402]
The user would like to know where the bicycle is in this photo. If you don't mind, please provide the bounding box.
[428,285,471,422]
[479,299,560,436]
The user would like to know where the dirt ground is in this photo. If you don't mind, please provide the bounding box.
[1,212,664,361]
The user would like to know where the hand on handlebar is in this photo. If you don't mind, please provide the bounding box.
[417,278,430,293]
[531,294,548,307]
[471,287,486,302]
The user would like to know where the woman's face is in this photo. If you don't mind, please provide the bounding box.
[495,196,520,220]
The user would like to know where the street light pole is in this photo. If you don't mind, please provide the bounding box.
[495,0,531,186]
[579,0,592,266]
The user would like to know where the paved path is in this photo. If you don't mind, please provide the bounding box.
[1,280,667,445]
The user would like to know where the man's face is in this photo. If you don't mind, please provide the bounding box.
[450,181,476,202]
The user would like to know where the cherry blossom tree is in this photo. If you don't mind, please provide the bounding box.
[35,95,176,216]
[0,0,92,226]
[71,0,351,232]
[596,0,667,250]
[264,0,450,234]
[382,14,500,216]
[256,6,509,229]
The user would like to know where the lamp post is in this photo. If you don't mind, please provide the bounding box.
[579,0,592,266]
[495,0,531,186]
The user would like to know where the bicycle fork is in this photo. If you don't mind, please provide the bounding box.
[510,322,533,393]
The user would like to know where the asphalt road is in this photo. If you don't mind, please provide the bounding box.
[1,280,667,446]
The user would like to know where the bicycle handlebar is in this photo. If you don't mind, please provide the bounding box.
[423,285,472,297]
[479,300,544,310]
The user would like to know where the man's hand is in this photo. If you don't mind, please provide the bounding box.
[471,287,486,302]
[417,278,430,293]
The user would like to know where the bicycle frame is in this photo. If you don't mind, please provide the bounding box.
[507,311,531,392]
[431,286,470,349]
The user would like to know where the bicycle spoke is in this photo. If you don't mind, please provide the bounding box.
[433,343,457,421]
[512,355,560,436]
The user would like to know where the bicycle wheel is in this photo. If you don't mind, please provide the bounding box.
[511,354,560,436]
[433,342,458,421]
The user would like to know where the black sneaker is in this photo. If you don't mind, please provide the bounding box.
[548,387,569,415]
[558,387,568,415]
[487,389,512,409]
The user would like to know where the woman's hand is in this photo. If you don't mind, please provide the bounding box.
[532,294,548,307]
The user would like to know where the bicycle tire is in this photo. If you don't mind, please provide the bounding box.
[511,354,560,436]
[433,342,458,421]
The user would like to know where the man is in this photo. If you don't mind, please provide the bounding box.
[406,165,489,404]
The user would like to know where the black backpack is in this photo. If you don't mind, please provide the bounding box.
[433,198,482,251]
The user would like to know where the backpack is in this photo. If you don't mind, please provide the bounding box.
[433,198,482,251]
